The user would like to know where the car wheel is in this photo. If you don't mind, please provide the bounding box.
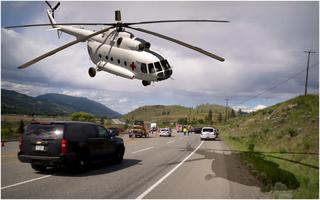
[113,148,124,164]
[31,163,47,172]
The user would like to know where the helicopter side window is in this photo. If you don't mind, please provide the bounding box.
[148,63,155,74]
[141,63,147,73]
[111,57,114,62]
[117,59,120,64]
[154,61,162,72]
[124,61,127,66]
[99,54,102,59]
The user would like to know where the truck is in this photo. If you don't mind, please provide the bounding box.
[150,123,157,133]
[129,120,149,138]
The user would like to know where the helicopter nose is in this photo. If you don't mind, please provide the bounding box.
[157,69,172,81]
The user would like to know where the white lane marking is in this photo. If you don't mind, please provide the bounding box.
[167,140,175,144]
[136,141,204,199]
[1,175,52,190]
[132,147,154,154]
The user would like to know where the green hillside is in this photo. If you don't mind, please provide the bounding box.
[219,95,319,198]
[1,89,66,115]
[122,103,228,126]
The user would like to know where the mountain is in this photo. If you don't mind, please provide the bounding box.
[36,93,121,118]
[1,89,121,118]
[122,103,227,123]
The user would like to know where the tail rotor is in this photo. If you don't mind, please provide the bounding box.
[45,1,60,18]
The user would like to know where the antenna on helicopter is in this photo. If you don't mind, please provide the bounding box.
[45,1,60,18]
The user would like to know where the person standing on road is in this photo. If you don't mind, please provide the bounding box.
[183,127,187,136]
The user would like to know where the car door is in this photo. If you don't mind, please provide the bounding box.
[97,126,116,156]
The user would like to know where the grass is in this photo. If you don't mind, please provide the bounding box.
[218,95,319,198]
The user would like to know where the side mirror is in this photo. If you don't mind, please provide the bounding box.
[109,131,116,138]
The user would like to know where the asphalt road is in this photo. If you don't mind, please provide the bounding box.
[1,130,267,199]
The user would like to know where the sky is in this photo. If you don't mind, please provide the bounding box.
[1,1,319,114]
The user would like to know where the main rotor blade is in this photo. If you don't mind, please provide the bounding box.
[125,19,229,26]
[127,26,225,62]
[45,1,53,9]
[53,2,61,10]
[4,23,116,29]
[18,26,114,69]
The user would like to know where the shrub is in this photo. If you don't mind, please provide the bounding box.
[248,143,255,152]
[287,128,298,137]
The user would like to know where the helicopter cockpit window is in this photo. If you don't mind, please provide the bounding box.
[141,63,147,73]
[148,63,155,74]
[160,60,169,70]
[154,62,162,72]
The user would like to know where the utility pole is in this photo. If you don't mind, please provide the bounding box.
[304,51,317,96]
[225,99,229,122]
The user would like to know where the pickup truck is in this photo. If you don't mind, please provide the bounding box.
[129,125,149,138]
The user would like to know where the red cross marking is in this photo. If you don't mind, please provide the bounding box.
[130,62,136,71]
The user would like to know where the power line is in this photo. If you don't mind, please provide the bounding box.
[232,62,319,107]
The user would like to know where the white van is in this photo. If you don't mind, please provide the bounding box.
[200,127,217,140]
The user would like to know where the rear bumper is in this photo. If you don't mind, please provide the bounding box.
[18,152,77,165]
[159,132,171,136]
[200,135,216,139]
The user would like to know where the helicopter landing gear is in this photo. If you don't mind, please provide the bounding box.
[142,80,151,86]
[88,67,96,77]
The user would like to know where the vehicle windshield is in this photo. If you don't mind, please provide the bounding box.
[202,128,214,132]
[160,128,169,131]
[160,60,171,70]
[147,60,171,74]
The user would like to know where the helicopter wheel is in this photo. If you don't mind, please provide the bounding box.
[142,80,151,86]
[88,67,96,77]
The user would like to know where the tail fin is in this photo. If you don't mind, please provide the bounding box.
[46,9,57,28]
[46,1,62,38]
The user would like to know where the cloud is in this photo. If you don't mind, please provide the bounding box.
[233,104,267,113]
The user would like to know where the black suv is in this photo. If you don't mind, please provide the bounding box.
[18,121,125,172]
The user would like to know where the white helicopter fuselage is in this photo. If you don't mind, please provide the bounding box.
[49,11,173,85]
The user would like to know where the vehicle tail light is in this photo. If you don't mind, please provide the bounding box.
[61,138,68,155]
[19,136,23,150]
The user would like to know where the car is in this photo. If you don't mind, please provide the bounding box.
[159,128,172,137]
[193,127,202,134]
[18,121,125,172]
[200,127,217,140]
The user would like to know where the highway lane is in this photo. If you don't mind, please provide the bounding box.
[1,131,266,198]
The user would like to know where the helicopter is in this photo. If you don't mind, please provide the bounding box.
[5,1,229,86]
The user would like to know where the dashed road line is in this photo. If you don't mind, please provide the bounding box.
[136,141,204,199]
[132,147,154,154]
[167,140,175,144]
[1,175,52,190]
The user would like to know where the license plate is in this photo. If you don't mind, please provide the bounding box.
[35,145,45,151]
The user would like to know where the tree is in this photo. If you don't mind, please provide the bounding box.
[177,117,188,125]
[71,112,95,122]
[230,109,236,118]
[217,112,222,123]
[238,108,242,116]
[17,120,24,134]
